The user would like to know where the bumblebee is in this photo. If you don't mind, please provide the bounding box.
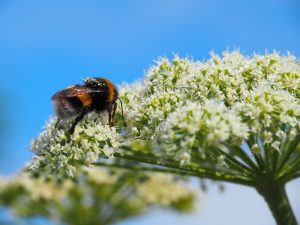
[52,77,123,134]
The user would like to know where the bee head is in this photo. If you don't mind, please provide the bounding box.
[84,77,107,89]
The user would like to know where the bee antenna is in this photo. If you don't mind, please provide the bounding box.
[117,97,126,126]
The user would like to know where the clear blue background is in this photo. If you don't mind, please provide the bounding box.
[0,0,299,224]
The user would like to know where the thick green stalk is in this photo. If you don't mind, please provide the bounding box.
[256,182,298,225]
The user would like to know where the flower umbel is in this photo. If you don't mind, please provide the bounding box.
[29,51,300,181]
[0,168,195,225]
[30,113,121,178]
[28,51,300,225]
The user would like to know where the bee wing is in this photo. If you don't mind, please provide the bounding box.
[51,85,101,100]
[51,85,103,119]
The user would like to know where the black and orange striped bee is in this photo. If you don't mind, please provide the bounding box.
[52,77,124,134]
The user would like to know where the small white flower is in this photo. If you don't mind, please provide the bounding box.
[85,152,98,165]
[66,165,76,177]
[180,152,191,166]
[276,130,286,140]
[217,155,226,166]
[263,131,273,144]
[289,128,298,140]
[271,141,281,152]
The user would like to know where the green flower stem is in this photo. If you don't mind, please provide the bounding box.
[279,159,300,179]
[277,135,300,173]
[229,145,261,173]
[264,144,273,174]
[212,147,259,178]
[278,164,300,184]
[92,161,200,176]
[271,150,279,174]
[246,140,265,171]
[276,139,300,183]
[282,171,300,183]
[112,151,255,186]
[257,182,298,225]
[206,149,266,185]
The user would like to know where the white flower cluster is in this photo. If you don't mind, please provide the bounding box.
[0,168,195,224]
[136,173,195,207]
[30,113,121,178]
[29,51,300,175]
[1,173,74,201]
[156,101,249,165]
[120,51,300,165]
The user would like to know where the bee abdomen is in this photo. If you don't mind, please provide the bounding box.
[53,97,83,119]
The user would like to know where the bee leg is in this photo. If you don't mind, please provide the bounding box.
[70,106,90,134]
[55,119,61,128]
[108,107,112,129]
[108,103,117,128]
[111,103,117,126]
[117,97,126,127]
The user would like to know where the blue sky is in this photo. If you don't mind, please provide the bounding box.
[0,0,299,224]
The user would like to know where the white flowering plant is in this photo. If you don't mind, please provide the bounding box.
[0,167,194,225]
[29,51,299,225]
